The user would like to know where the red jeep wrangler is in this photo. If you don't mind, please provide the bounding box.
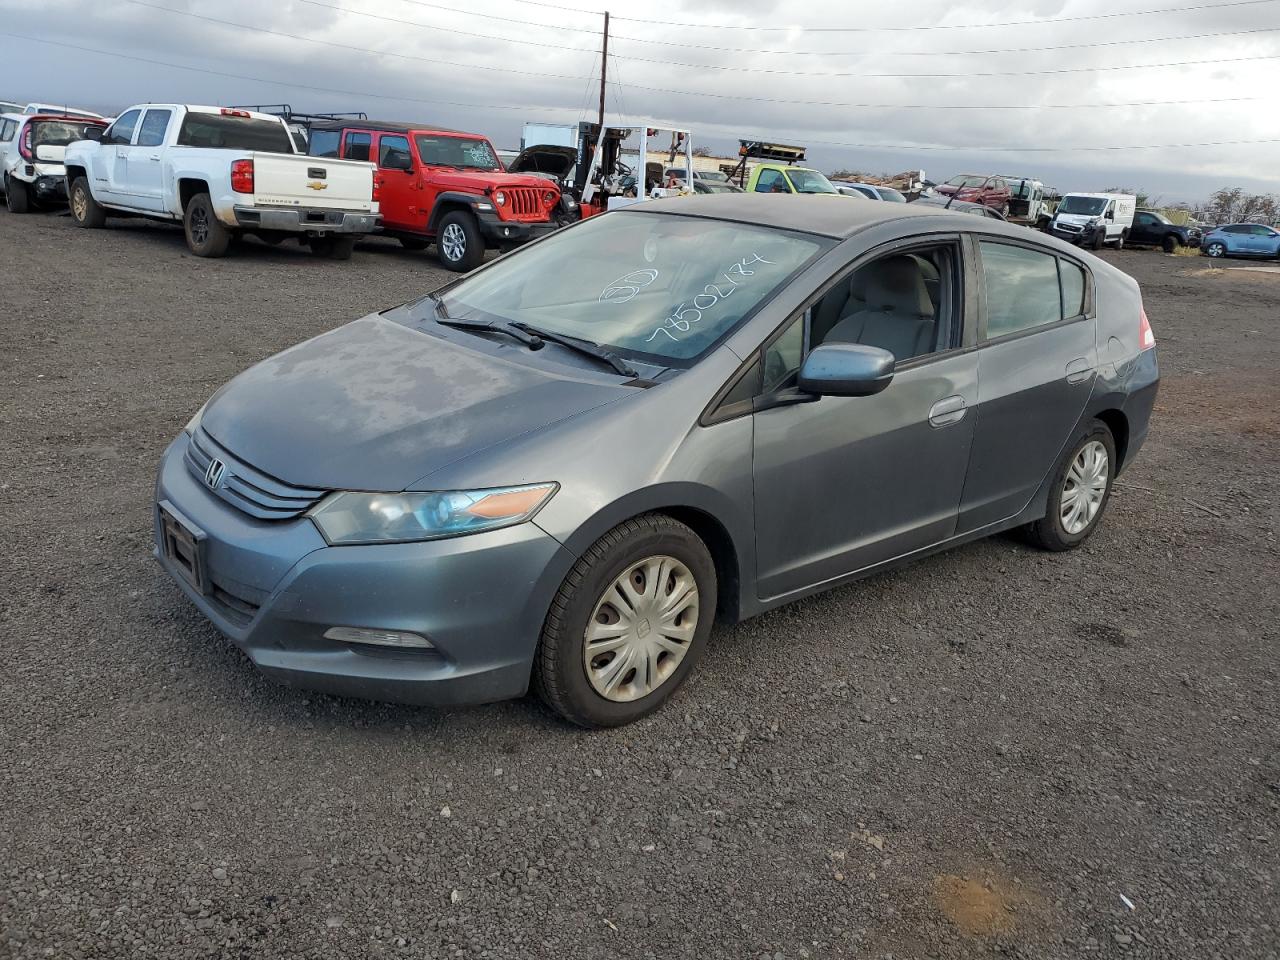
[307,120,566,271]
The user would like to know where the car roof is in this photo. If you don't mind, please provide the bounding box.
[636,193,1015,239]
[307,119,475,136]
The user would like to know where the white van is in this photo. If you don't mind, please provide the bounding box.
[1050,192,1136,250]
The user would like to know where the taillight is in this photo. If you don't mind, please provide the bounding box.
[1139,304,1155,350]
[371,175,382,203]
[18,125,32,161]
[230,158,254,194]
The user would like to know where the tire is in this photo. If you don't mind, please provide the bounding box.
[69,177,106,228]
[1205,241,1226,258]
[1162,234,1180,253]
[533,514,717,728]
[1025,420,1118,552]
[999,202,1009,218]
[308,236,356,260]
[1091,228,1104,251]
[4,176,30,213]
[399,237,429,251]
[256,232,286,246]
[436,210,484,272]
[183,193,231,258]
[1114,232,1125,251]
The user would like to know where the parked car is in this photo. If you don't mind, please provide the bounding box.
[935,175,1012,214]
[63,105,379,258]
[22,102,105,120]
[1200,223,1280,259]
[745,163,841,195]
[665,167,730,185]
[309,120,567,271]
[0,100,23,115]
[910,193,1007,220]
[692,180,744,194]
[1049,193,1136,250]
[0,112,108,212]
[155,196,1157,727]
[1128,209,1201,252]
[833,181,908,202]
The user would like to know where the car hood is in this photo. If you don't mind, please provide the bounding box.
[506,144,577,180]
[1054,212,1098,226]
[430,168,561,193]
[200,314,631,491]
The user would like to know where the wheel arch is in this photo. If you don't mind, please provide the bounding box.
[1094,407,1130,472]
[177,177,211,211]
[427,192,485,234]
[65,164,89,186]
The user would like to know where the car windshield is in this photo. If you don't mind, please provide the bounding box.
[1058,196,1108,215]
[1145,210,1172,224]
[878,187,907,202]
[785,169,837,194]
[947,176,986,188]
[32,120,100,145]
[416,135,501,170]
[437,211,829,365]
[177,114,294,153]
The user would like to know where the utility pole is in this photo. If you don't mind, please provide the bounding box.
[597,11,609,132]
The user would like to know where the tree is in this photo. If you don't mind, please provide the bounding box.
[691,145,713,157]
[1103,186,1154,208]
[1198,188,1279,224]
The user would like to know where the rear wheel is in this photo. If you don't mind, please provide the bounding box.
[399,237,429,251]
[1205,241,1226,258]
[1025,420,1117,552]
[1162,234,1180,253]
[436,211,484,272]
[533,514,716,728]
[4,176,30,213]
[69,177,106,228]
[183,193,231,257]
[309,236,356,260]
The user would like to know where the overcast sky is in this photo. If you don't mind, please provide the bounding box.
[3,0,1278,202]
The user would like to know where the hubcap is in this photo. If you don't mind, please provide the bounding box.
[72,188,87,219]
[1208,244,1224,257]
[583,555,699,703]
[191,207,208,245]
[441,222,466,262]
[1060,440,1109,535]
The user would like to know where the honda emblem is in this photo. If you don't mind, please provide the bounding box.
[204,458,226,489]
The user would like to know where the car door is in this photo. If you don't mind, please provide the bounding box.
[97,108,141,205]
[128,108,172,212]
[1262,226,1280,257]
[372,132,417,233]
[956,239,1097,532]
[0,118,16,174]
[747,236,979,600]
[1221,225,1248,254]
[1130,212,1157,245]
[1248,224,1278,255]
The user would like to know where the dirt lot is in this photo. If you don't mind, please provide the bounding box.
[1,210,1277,960]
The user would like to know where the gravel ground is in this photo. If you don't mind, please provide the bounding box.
[1,210,1277,960]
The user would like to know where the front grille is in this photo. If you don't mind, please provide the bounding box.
[185,428,327,521]
[505,187,549,222]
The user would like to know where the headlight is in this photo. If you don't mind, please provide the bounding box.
[543,190,557,205]
[494,191,507,206]
[309,483,557,545]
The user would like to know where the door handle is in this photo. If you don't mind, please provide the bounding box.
[929,395,967,427]
[1065,357,1094,384]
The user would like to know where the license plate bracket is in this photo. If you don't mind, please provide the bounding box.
[159,500,208,594]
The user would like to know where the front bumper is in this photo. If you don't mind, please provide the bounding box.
[31,174,68,201]
[153,433,572,706]
[475,210,559,245]
[232,206,380,236]
[1050,223,1091,245]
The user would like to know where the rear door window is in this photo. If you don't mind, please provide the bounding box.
[979,242,1065,339]
[136,109,172,147]
[343,131,371,162]
[0,119,15,141]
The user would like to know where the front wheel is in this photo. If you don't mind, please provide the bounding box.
[1205,241,1226,258]
[69,178,107,228]
[1162,235,1180,253]
[1091,228,1104,251]
[436,211,484,272]
[1025,421,1117,552]
[183,193,231,257]
[4,176,30,213]
[533,514,716,728]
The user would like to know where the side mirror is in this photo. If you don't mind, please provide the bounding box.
[1105,210,1114,220]
[35,144,65,162]
[82,126,103,142]
[798,343,896,397]
[385,152,413,173]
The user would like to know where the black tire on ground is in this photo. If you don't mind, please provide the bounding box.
[69,177,107,228]
[1162,234,1180,253]
[4,176,30,213]
[1114,231,1126,251]
[1091,228,1105,251]
[182,193,231,257]
[256,232,286,246]
[1024,419,1118,552]
[436,210,484,272]
[308,236,356,260]
[999,202,1009,218]
[533,513,717,728]
[399,237,429,251]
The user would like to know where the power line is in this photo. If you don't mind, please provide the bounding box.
[283,0,595,48]
[798,135,1280,153]
[607,23,1280,57]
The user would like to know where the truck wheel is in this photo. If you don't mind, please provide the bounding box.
[183,193,231,258]
[69,177,107,228]
[399,237,429,251]
[1114,232,1125,251]
[1091,228,1104,251]
[4,176,30,213]
[308,236,356,260]
[437,211,484,272]
[1162,235,1180,253]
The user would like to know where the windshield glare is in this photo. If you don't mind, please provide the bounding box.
[784,169,837,194]
[416,135,501,170]
[1058,196,1107,215]
[438,212,828,364]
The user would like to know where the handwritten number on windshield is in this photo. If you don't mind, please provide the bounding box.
[645,254,775,343]
[600,269,660,305]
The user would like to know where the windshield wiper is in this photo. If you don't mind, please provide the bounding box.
[435,312,545,349]
[510,321,638,378]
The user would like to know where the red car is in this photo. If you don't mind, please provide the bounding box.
[308,120,567,271]
[935,174,1012,215]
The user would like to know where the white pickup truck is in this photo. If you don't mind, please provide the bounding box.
[62,104,380,259]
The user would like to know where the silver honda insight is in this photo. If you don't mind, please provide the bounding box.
[155,195,1158,727]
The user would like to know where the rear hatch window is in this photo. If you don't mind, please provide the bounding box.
[177,114,295,154]
[32,120,101,146]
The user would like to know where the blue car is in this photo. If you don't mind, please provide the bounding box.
[1201,223,1280,260]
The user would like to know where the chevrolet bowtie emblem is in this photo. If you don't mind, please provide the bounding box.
[306,181,328,190]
